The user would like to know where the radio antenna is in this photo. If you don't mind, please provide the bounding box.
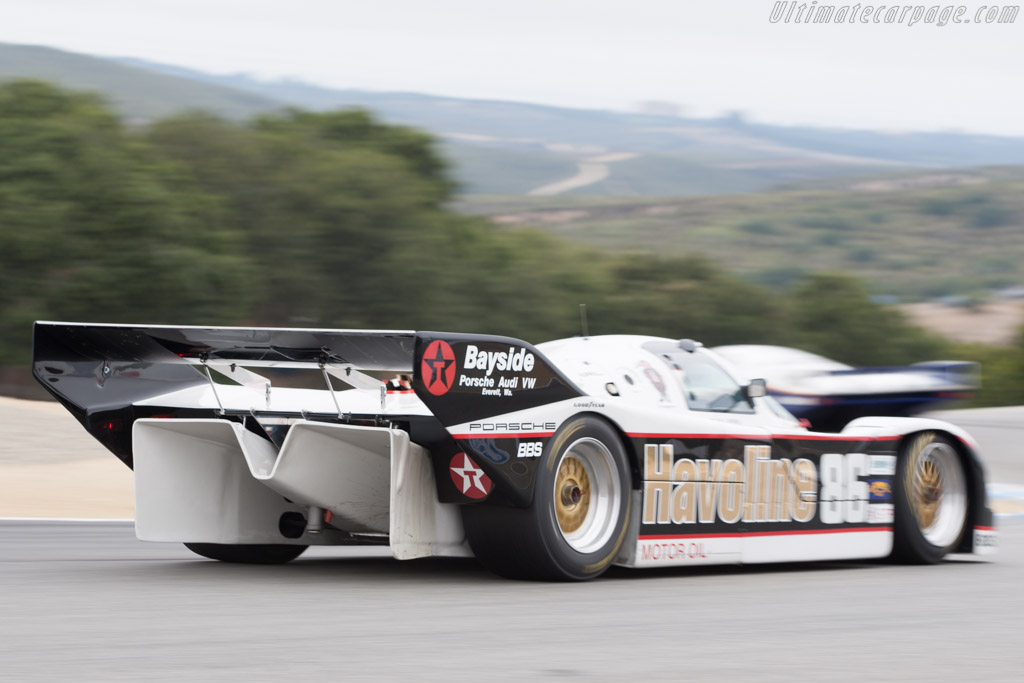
[579,303,589,338]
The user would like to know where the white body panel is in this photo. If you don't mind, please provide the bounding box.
[269,422,392,533]
[133,419,318,544]
[632,530,892,568]
[389,431,472,559]
[743,529,892,563]
[633,536,743,568]
[132,418,470,558]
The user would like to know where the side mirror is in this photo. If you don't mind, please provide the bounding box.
[744,378,768,400]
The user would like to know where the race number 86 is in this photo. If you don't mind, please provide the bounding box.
[819,452,869,524]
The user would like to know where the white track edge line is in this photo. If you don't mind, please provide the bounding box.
[0,517,133,523]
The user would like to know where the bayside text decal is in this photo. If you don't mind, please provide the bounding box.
[459,344,538,397]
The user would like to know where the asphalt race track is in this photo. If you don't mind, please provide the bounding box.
[3,409,1024,682]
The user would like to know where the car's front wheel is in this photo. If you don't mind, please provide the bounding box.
[184,543,308,564]
[892,432,969,563]
[463,416,632,581]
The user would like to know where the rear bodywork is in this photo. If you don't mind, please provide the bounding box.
[33,323,996,567]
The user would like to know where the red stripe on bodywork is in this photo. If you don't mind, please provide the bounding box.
[626,432,901,442]
[777,434,901,441]
[450,431,555,440]
[639,527,892,540]
[627,432,767,440]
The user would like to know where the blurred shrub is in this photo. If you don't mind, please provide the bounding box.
[737,219,777,235]
[0,81,252,363]
[954,330,1024,407]
[971,203,1016,228]
[848,246,878,263]
[797,213,854,232]
[920,189,1017,228]
[787,274,948,366]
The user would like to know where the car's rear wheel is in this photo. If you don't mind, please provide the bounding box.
[892,432,969,563]
[462,416,632,581]
[184,543,308,564]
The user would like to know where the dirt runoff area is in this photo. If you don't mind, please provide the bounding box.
[2,396,1022,520]
[0,397,134,519]
[898,300,1024,346]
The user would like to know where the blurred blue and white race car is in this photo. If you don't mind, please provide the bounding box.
[713,345,979,432]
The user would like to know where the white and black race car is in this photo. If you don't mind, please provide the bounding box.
[33,322,997,580]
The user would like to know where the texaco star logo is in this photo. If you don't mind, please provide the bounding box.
[421,340,457,396]
[449,452,492,500]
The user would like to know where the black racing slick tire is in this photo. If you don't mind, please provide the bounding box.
[184,543,308,565]
[462,417,632,581]
[892,432,969,564]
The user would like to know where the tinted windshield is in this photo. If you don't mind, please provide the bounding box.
[643,341,753,414]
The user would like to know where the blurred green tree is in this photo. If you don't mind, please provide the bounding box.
[788,274,948,366]
[0,81,252,363]
[148,109,458,328]
[592,254,789,346]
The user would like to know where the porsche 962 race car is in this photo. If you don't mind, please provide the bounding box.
[33,322,997,580]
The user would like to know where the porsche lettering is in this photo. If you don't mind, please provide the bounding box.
[468,422,557,432]
[459,375,495,388]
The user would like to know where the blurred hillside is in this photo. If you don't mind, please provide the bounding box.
[7,43,1024,196]
[0,43,279,120]
[459,166,1024,300]
[0,80,947,362]
[0,78,1022,405]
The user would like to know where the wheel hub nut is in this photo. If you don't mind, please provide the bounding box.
[561,483,583,506]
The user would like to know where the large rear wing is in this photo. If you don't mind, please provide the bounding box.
[33,322,418,458]
[33,322,583,456]
[33,321,417,414]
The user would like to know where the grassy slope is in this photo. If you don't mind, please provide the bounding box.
[0,43,282,121]
[457,167,1024,299]
[439,142,578,194]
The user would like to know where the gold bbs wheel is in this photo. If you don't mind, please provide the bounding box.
[555,455,591,534]
[461,416,631,580]
[893,431,970,563]
[552,437,623,554]
[907,437,968,549]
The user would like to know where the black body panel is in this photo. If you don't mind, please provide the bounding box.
[412,332,583,426]
[633,433,900,538]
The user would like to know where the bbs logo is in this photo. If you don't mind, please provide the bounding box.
[517,441,544,458]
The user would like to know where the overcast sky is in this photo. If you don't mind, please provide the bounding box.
[3,0,1023,135]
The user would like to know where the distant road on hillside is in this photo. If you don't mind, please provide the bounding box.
[528,153,638,195]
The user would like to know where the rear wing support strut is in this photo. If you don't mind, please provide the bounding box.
[200,356,226,416]
[319,359,345,419]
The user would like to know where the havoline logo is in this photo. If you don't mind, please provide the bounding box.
[643,444,818,525]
